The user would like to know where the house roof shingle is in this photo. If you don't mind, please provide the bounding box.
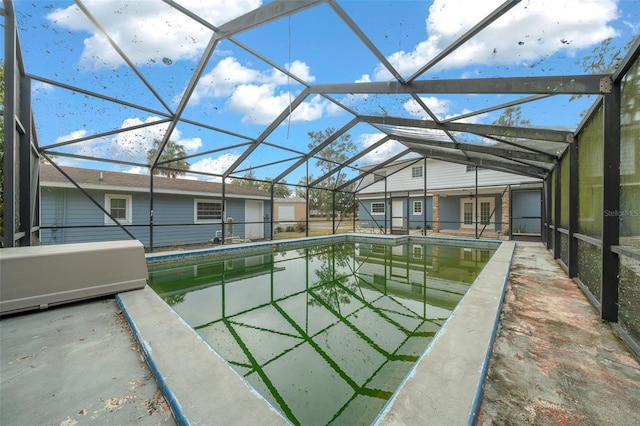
[39,164,272,199]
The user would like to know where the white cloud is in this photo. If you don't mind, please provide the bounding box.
[226,84,328,125]
[358,133,407,166]
[374,0,619,80]
[111,117,202,159]
[290,95,326,122]
[48,1,329,125]
[190,57,262,102]
[190,153,239,179]
[444,109,488,124]
[623,20,640,35]
[32,81,56,93]
[42,155,84,168]
[188,57,324,124]
[288,60,316,82]
[338,74,373,110]
[227,84,290,124]
[53,129,113,161]
[47,0,262,69]
[55,129,88,144]
[56,117,202,163]
[267,60,316,85]
[401,96,488,124]
[403,96,452,119]
[122,166,149,175]
[325,99,347,116]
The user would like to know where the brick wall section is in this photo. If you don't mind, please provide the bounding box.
[501,187,510,235]
[433,194,440,232]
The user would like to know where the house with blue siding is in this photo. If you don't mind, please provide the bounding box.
[357,158,542,239]
[40,164,272,249]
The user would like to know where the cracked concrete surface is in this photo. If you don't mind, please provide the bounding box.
[0,298,175,425]
[478,242,640,426]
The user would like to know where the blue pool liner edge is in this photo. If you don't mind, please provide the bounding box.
[466,241,515,426]
[115,293,190,426]
[146,234,501,264]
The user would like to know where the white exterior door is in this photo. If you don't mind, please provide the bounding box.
[392,199,404,228]
[460,198,495,230]
[245,201,264,240]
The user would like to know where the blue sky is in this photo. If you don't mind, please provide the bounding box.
[8,0,640,186]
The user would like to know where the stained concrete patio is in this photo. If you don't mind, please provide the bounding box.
[479,242,640,425]
[1,240,639,425]
[0,298,175,425]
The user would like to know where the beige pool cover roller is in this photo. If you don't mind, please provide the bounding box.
[0,240,148,315]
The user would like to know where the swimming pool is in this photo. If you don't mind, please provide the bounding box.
[145,236,499,425]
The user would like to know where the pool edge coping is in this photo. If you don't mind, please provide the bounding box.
[115,292,190,426]
[145,234,501,264]
[467,241,515,425]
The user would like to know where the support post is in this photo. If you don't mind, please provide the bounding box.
[305,160,309,237]
[384,178,388,234]
[270,182,275,241]
[222,180,226,243]
[601,85,621,322]
[18,76,33,246]
[433,194,440,233]
[305,185,310,238]
[149,173,154,251]
[405,194,409,235]
[554,161,562,259]
[3,5,17,247]
[352,193,356,232]
[540,176,549,243]
[568,139,578,277]
[332,191,336,234]
[423,158,427,234]
[475,166,478,239]
[546,176,553,250]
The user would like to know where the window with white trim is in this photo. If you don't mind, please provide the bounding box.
[195,199,223,223]
[104,194,132,224]
[413,200,422,215]
[463,248,473,261]
[480,201,491,225]
[371,202,385,215]
[411,166,423,178]
[463,202,473,225]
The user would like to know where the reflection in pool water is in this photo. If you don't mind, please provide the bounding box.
[149,241,494,425]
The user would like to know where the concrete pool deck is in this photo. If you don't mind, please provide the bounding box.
[478,242,640,425]
[0,297,175,425]
[2,240,640,425]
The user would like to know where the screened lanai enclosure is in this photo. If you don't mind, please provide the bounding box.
[2,1,640,351]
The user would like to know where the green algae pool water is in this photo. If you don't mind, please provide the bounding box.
[148,239,495,425]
